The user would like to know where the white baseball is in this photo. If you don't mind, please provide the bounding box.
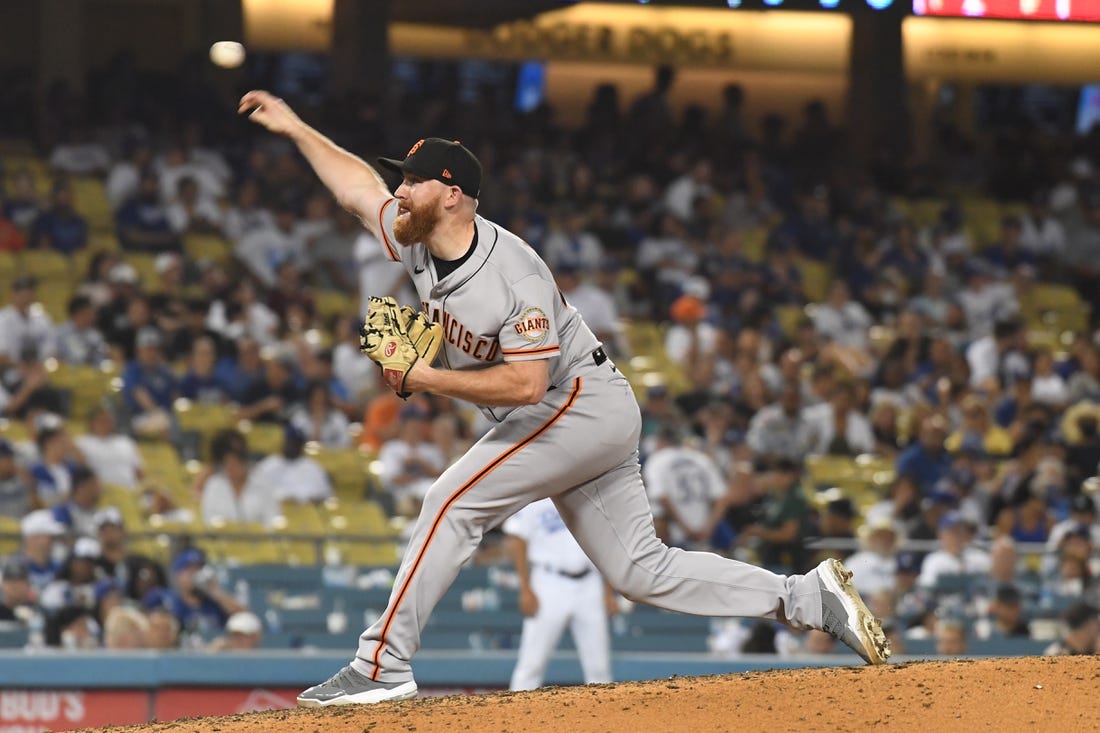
[209,41,246,69]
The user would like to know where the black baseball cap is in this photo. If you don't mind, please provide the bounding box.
[378,138,482,198]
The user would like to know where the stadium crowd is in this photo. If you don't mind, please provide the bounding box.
[0,58,1099,658]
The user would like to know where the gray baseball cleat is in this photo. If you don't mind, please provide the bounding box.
[297,665,418,707]
[817,558,891,665]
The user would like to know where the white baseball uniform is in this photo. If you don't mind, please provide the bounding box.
[351,197,829,685]
[504,498,611,690]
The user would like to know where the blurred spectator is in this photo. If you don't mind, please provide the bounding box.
[144,607,180,649]
[74,406,143,491]
[770,184,839,262]
[50,467,102,538]
[29,425,80,506]
[643,430,727,547]
[555,262,625,357]
[542,206,605,272]
[105,140,153,209]
[0,207,27,251]
[151,549,244,638]
[179,335,232,404]
[664,293,718,368]
[1043,602,1099,656]
[1067,345,1100,404]
[979,584,1031,639]
[103,605,150,649]
[48,127,110,176]
[1063,188,1100,315]
[1019,189,1065,262]
[332,318,375,406]
[1047,494,1100,553]
[45,605,99,650]
[289,380,351,449]
[200,430,276,527]
[638,212,695,302]
[266,260,315,330]
[94,261,138,343]
[93,507,168,604]
[799,629,836,656]
[234,199,304,288]
[739,458,810,572]
[0,275,56,368]
[40,537,102,612]
[945,396,1013,457]
[981,217,1033,277]
[121,327,178,440]
[169,298,226,364]
[29,179,87,254]
[803,381,873,456]
[844,517,901,597]
[0,557,38,624]
[208,280,279,346]
[166,175,223,235]
[934,616,968,656]
[895,415,952,494]
[158,143,225,205]
[208,611,263,651]
[115,170,180,252]
[222,178,274,243]
[994,485,1052,544]
[250,425,333,504]
[1031,350,1068,408]
[664,159,713,222]
[3,169,43,231]
[812,496,858,561]
[746,382,815,464]
[959,266,1019,345]
[811,281,872,352]
[236,349,301,423]
[378,403,444,517]
[17,509,65,591]
[0,438,31,520]
[918,513,992,589]
[216,336,265,404]
[310,208,361,291]
[55,294,109,365]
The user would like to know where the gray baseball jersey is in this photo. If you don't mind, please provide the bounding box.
[352,197,829,684]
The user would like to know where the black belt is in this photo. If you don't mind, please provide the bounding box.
[547,348,612,392]
[536,564,592,580]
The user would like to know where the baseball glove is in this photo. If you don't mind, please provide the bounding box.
[360,298,444,398]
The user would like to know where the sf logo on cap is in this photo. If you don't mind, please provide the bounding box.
[407,139,425,157]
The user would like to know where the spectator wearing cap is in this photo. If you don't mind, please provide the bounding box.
[157,549,244,636]
[92,505,160,599]
[200,430,276,527]
[29,425,80,507]
[121,327,179,440]
[115,169,181,252]
[44,604,100,650]
[40,536,103,612]
[918,512,992,590]
[802,381,873,457]
[896,415,952,494]
[810,495,859,562]
[17,508,65,589]
[1031,349,1069,409]
[236,348,302,423]
[179,335,233,405]
[0,437,32,520]
[1043,602,1099,656]
[934,615,968,656]
[844,518,902,598]
[0,275,56,369]
[74,406,144,491]
[810,281,873,353]
[288,380,351,449]
[769,183,840,263]
[250,424,333,505]
[51,467,102,539]
[29,179,87,255]
[1047,493,1100,553]
[378,403,445,517]
[208,610,264,651]
[541,205,606,273]
[94,261,139,346]
[981,216,1035,278]
[55,294,109,366]
[0,558,39,624]
[168,298,227,365]
[739,458,812,573]
[2,169,43,232]
[746,381,817,464]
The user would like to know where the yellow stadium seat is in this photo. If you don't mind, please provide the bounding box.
[21,250,73,282]
[184,233,232,265]
[0,418,31,443]
[742,227,768,264]
[274,502,327,534]
[794,257,832,303]
[124,253,160,290]
[99,484,147,529]
[314,290,359,322]
[45,359,120,419]
[175,400,235,458]
[70,177,113,233]
[0,515,20,557]
[204,522,282,565]
[238,420,285,456]
[774,304,807,338]
[308,446,371,499]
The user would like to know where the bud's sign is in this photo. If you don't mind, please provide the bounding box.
[0,691,146,732]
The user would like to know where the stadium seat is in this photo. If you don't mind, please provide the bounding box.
[238,420,285,456]
[314,290,360,322]
[793,257,831,303]
[0,515,21,557]
[184,233,232,265]
[70,177,113,233]
[45,359,120,419]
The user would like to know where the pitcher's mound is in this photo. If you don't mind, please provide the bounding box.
[91,656,1099,733]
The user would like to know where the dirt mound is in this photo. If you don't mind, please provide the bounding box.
[87,657,1099,733]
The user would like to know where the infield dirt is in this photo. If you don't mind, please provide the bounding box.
[84,656,1099,733]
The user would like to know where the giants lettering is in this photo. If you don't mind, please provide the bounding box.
[425,304,500,363]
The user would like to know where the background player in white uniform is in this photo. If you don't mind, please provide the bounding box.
[239,90,889,708]
[504,498,615,690]
[643,430,728,548]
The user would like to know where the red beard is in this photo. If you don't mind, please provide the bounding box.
[393,200,441,245]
